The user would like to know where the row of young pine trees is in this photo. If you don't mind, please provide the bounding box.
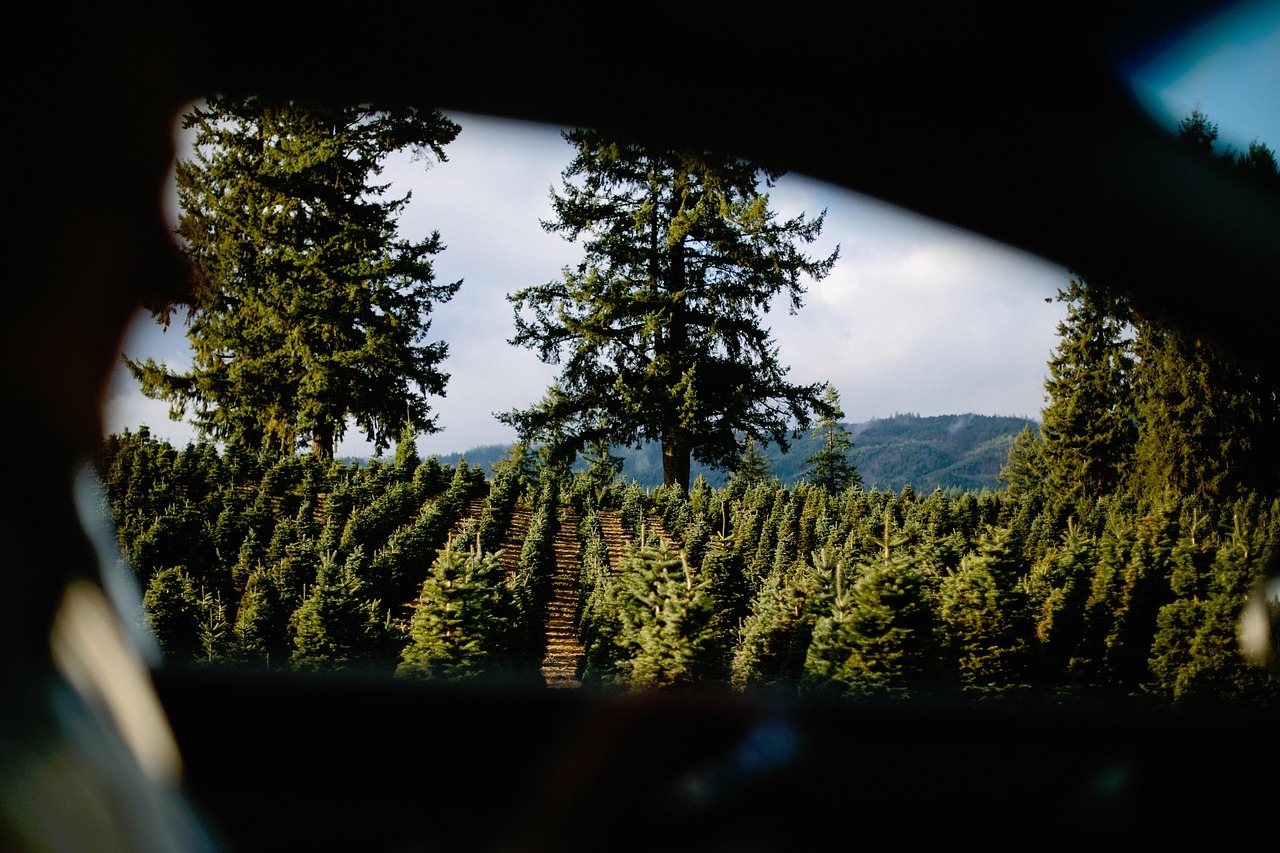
[94,424,1279,707]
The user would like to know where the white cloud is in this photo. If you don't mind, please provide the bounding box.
[107,111,1071,457]
[767,179,1069,424]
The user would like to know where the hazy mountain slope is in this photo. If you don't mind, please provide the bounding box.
[437,413,1039,493]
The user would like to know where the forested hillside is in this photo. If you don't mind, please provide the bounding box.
[96,428,1279,708]
[436,413,1036,492]
[796,413,1034,491]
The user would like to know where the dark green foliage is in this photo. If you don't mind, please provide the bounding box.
[696,533,750,654]
[1071,513,1137,689]
[937,527,1033,691]
[1148,509,1279,705]
[410,455,453,500]
[800,384,861,493]
[127,96,461,460]
[1098,508,1178,691]
[653,483,693,541]
[339,482,424,566]
[1039,278,1136,509]
[99,426,1279,706]
[138,563,232,666]
[395,541,520,683]
[291,548,397,673]
[230,566,292,667]
[1129,318,1280,506]
[619,482,647,539]
[259,455,310,518]
[1028,121,1280,515]
[502,128,838,490]
[102,431,182,541]
[1032,519,1097,682]
[747,488,790,587]
[730,557,826,695]
[509,477,561,664]
[393,421,422,479]
[212,488,252,579]
[195,588,232,666]
[575,509,622,685]
[611,540,722,689]
[475,456,523,555]
[366,462,477,610]
[999,424,1048,501]
[731,437,774,488]
[726,481,774,559]
[128,500,210,586]
[576,438,625,510]
[142,567,203,661]
[803,548,940,700]
[770,496,802,577]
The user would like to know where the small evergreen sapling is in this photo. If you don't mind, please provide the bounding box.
[395,539,518,682]
[612,540,721,689]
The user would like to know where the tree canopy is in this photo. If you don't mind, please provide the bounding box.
[502,129,839,490]
[128,96,462,460]
[1038,277,1136,507]
[1027,112,1280,512]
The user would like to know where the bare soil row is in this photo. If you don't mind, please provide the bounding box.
[442,499,678,687]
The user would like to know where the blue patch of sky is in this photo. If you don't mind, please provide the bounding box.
[1126,0,1280,154]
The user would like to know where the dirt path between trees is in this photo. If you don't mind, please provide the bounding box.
[449,500,682,688]
[539,506,585,687]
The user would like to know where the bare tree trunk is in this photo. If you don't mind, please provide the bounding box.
[311,423,334,461]
[661,437,691,491]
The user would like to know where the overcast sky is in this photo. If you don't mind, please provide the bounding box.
[102,1,1280,459]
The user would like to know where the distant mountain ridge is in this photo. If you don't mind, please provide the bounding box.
[434,413,1038,493]
[841,413,1037,493]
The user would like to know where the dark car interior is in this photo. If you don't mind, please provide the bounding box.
[5,2,1277,850]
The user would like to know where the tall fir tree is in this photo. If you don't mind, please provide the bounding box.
[128,96,462,459]
[1129,317,1280,506]
[1039,278,1136,509]
[1123,109,1280,506]
[503,129,839,489]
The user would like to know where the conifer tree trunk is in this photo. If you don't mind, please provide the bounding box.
[662,436,691,491]
[658,233,692,491]
[311,423,334,461]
